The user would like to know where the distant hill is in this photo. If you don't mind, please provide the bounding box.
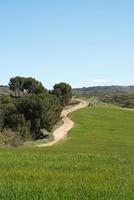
[1,85,134,96]
[0,86,11,95]
[73,86,134,95]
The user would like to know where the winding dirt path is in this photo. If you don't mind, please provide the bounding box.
[38,100,88,147]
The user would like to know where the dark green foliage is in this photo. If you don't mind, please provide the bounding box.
[0,95,14,104]
[17,93,62,139]
[8,77,24,97]
[22,77,46,94]
[53,82,72,106]
[0,93,62,141]
[0,77,71,144]
[6,113,31,141]
[0,95,31,141]
[0,96,16,128]
[9,76,46,96]
[0,108,4,131]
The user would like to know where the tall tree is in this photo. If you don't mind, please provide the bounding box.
[23,77,46,94]
[9,77,24,97]
[17,93,62,139]
[9,77,46,96]
[53,82,72,106]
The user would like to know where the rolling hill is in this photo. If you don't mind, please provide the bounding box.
[0,106,134,199]
[73,85,134,95]
[0,86,11,95]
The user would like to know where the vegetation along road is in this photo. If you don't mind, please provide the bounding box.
[0,105,134,199]
[38,100,89,147]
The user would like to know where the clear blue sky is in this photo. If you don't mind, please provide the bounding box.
[0,0,134,88]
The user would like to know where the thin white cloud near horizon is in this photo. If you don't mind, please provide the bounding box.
[94,79,108,85]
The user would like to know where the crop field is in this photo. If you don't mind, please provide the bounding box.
[0,106,134,199]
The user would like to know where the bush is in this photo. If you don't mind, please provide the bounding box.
[17,93,62,139]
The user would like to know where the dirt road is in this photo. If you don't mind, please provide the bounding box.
[38,100,88,147]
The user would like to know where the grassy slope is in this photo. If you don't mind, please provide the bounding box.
[58,106,134,157]
[0,106,134,199]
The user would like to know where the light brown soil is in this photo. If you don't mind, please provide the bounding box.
[38,100,88,147]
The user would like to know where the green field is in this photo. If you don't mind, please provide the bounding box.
[0,106,134,200]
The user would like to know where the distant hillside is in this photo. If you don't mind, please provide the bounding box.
[0,86,11,95]
[73,86,134,95]
[1,85,134,96]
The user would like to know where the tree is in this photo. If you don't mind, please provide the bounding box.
[23,77,46,94]
[9,77,24,97]
[0,95,17,128]
[53,82,72,106]
[1,78,71,144]
[0,107,4,131]
[17,93,62,139]
[0,94,31,141]
[9,76,46,96]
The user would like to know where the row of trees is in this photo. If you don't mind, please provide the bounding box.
[0,77,72,144]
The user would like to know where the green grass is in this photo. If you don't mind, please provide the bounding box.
[0,106,134,199]
[58,106,134,158]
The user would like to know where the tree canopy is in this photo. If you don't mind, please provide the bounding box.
[53,82,72,106]
[17,93,62,139]
[9,76,46,96]
[0,77,72,145]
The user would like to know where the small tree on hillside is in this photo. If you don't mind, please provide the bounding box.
[53,82,72,106]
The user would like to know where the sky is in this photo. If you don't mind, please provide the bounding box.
[0,0,134,89]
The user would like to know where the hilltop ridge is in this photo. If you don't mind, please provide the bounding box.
[73,85,134,95]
